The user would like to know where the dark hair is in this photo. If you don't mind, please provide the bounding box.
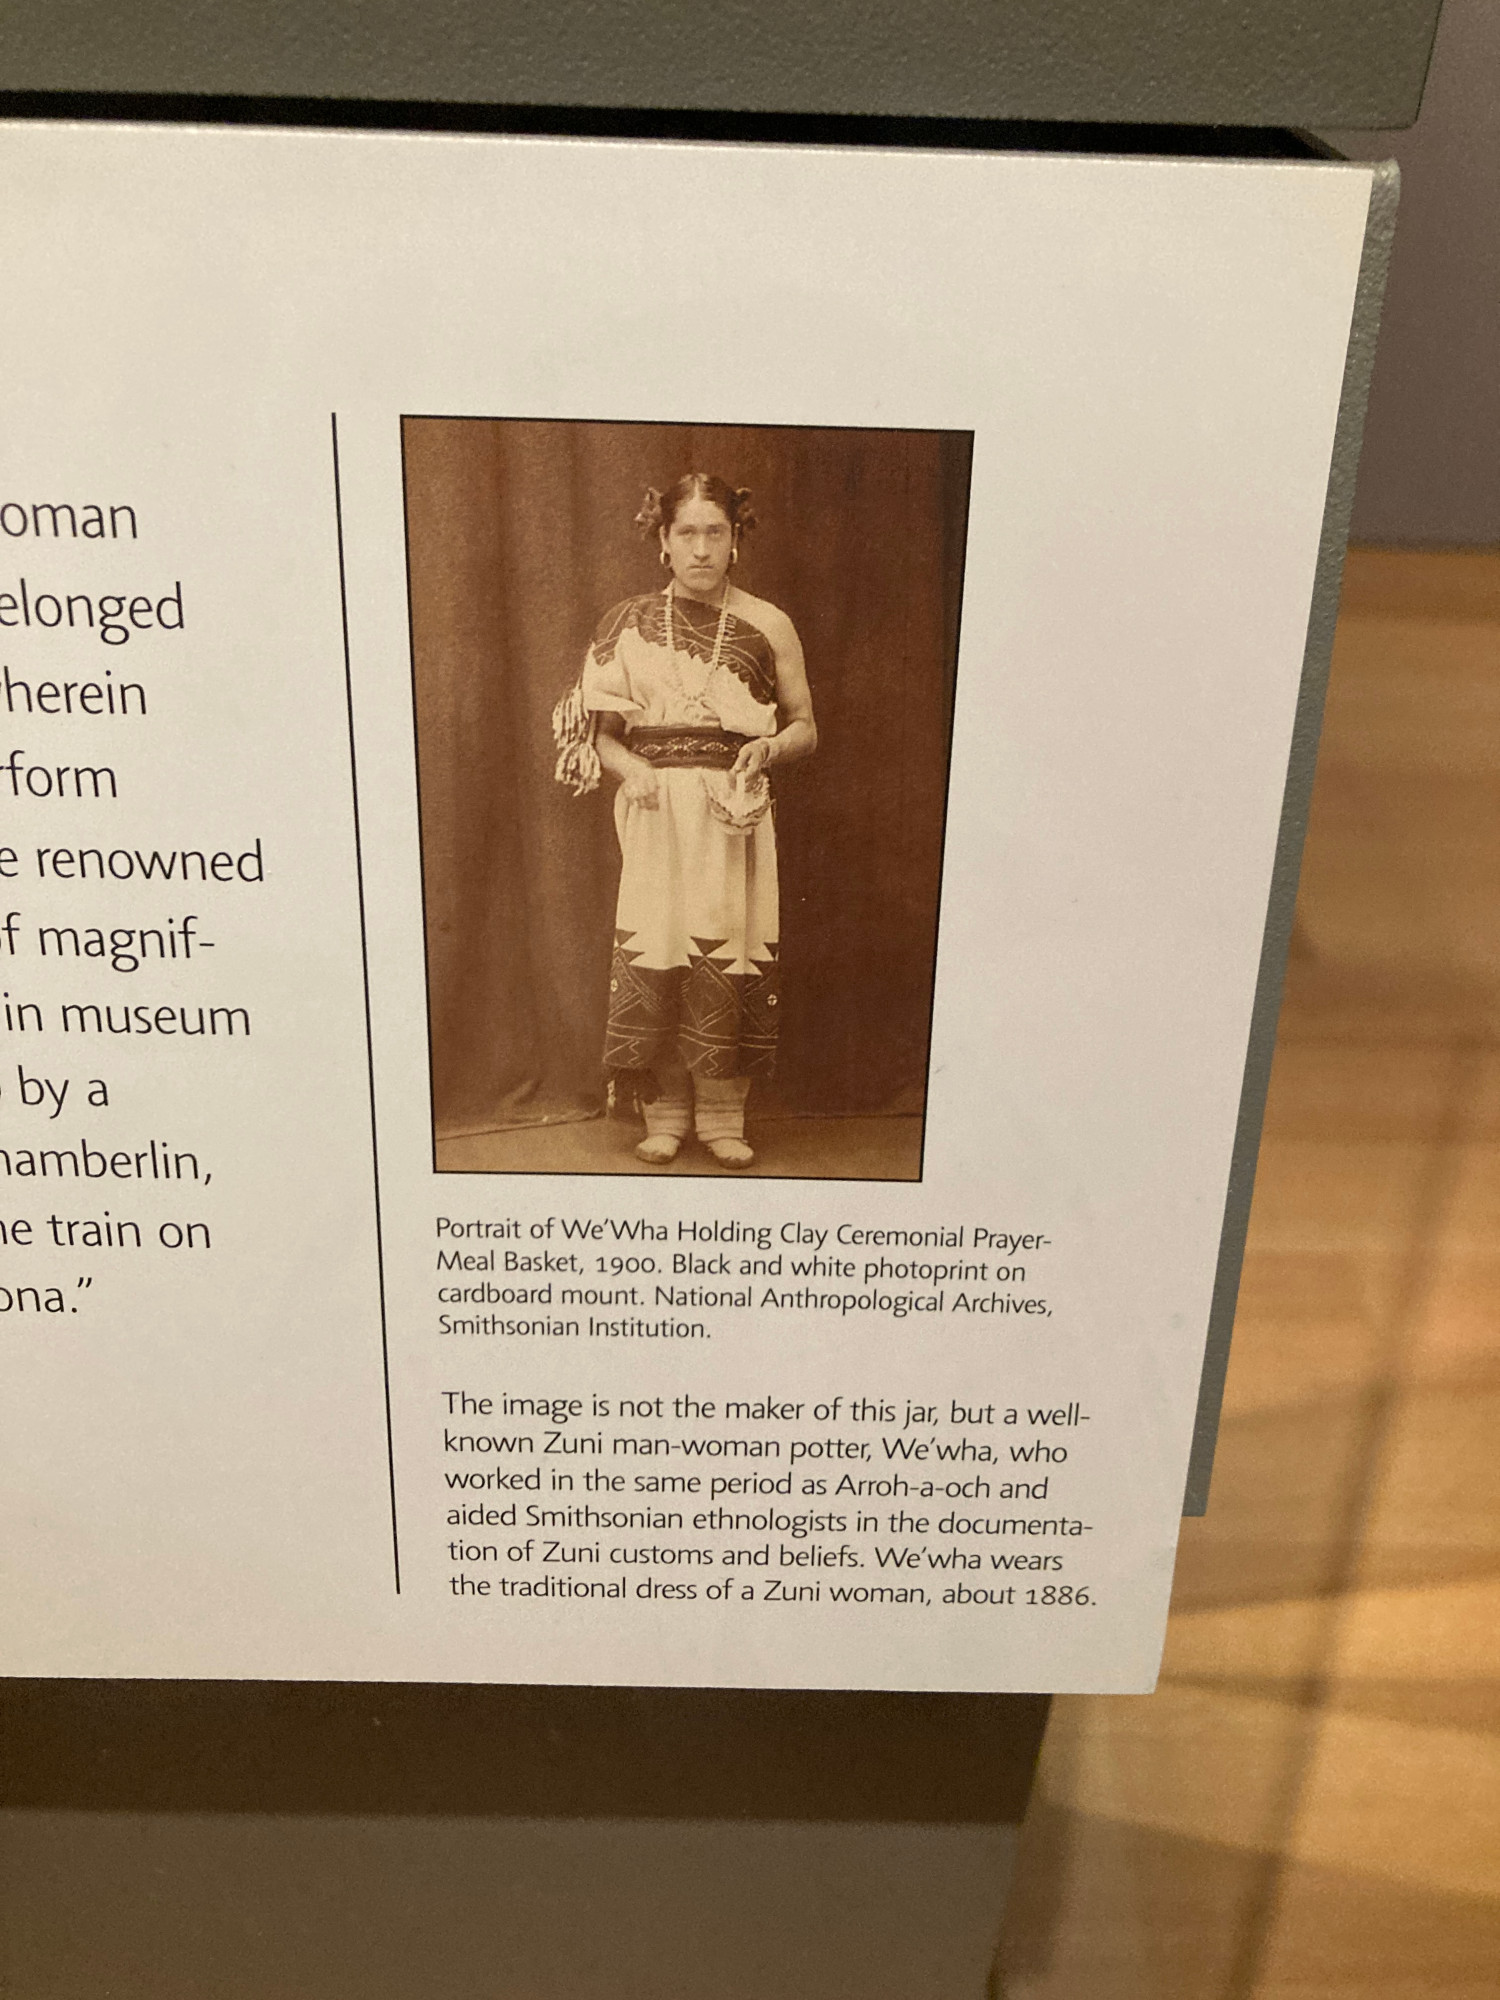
[635,473,757,540]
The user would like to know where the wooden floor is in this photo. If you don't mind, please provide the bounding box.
[998,550,1500,2000]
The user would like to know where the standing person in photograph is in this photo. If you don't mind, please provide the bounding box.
[554,473,817,1168]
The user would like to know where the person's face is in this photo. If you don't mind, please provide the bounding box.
[660,496,734,599]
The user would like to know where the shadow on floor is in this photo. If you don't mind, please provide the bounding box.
[436,1112,924,1182]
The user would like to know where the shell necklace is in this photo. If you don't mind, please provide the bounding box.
[663,581,730,715]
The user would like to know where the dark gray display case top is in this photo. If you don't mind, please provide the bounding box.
[0,0,1443,129]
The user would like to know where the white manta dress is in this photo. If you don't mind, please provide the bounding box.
[579,583,792,1092]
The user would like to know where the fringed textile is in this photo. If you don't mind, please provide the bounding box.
[552,676,601,796]
[605,1066,660,1118]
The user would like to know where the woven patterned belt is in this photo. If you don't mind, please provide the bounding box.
[626,726,749,769]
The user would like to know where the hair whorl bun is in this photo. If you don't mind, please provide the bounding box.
[636,473,757,538]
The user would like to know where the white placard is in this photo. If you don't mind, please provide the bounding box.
[0,122,1370,1690]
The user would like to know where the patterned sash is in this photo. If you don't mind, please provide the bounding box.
[626,726,749,769]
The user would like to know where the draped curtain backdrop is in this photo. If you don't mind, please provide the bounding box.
[403,418,971,1141]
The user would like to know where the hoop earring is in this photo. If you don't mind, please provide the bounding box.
[659,548,671,568]
[729,543,739,565]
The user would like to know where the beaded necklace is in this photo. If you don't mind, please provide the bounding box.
[662,581,731,714]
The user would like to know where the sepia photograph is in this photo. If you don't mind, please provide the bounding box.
[403,417,970,1180]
